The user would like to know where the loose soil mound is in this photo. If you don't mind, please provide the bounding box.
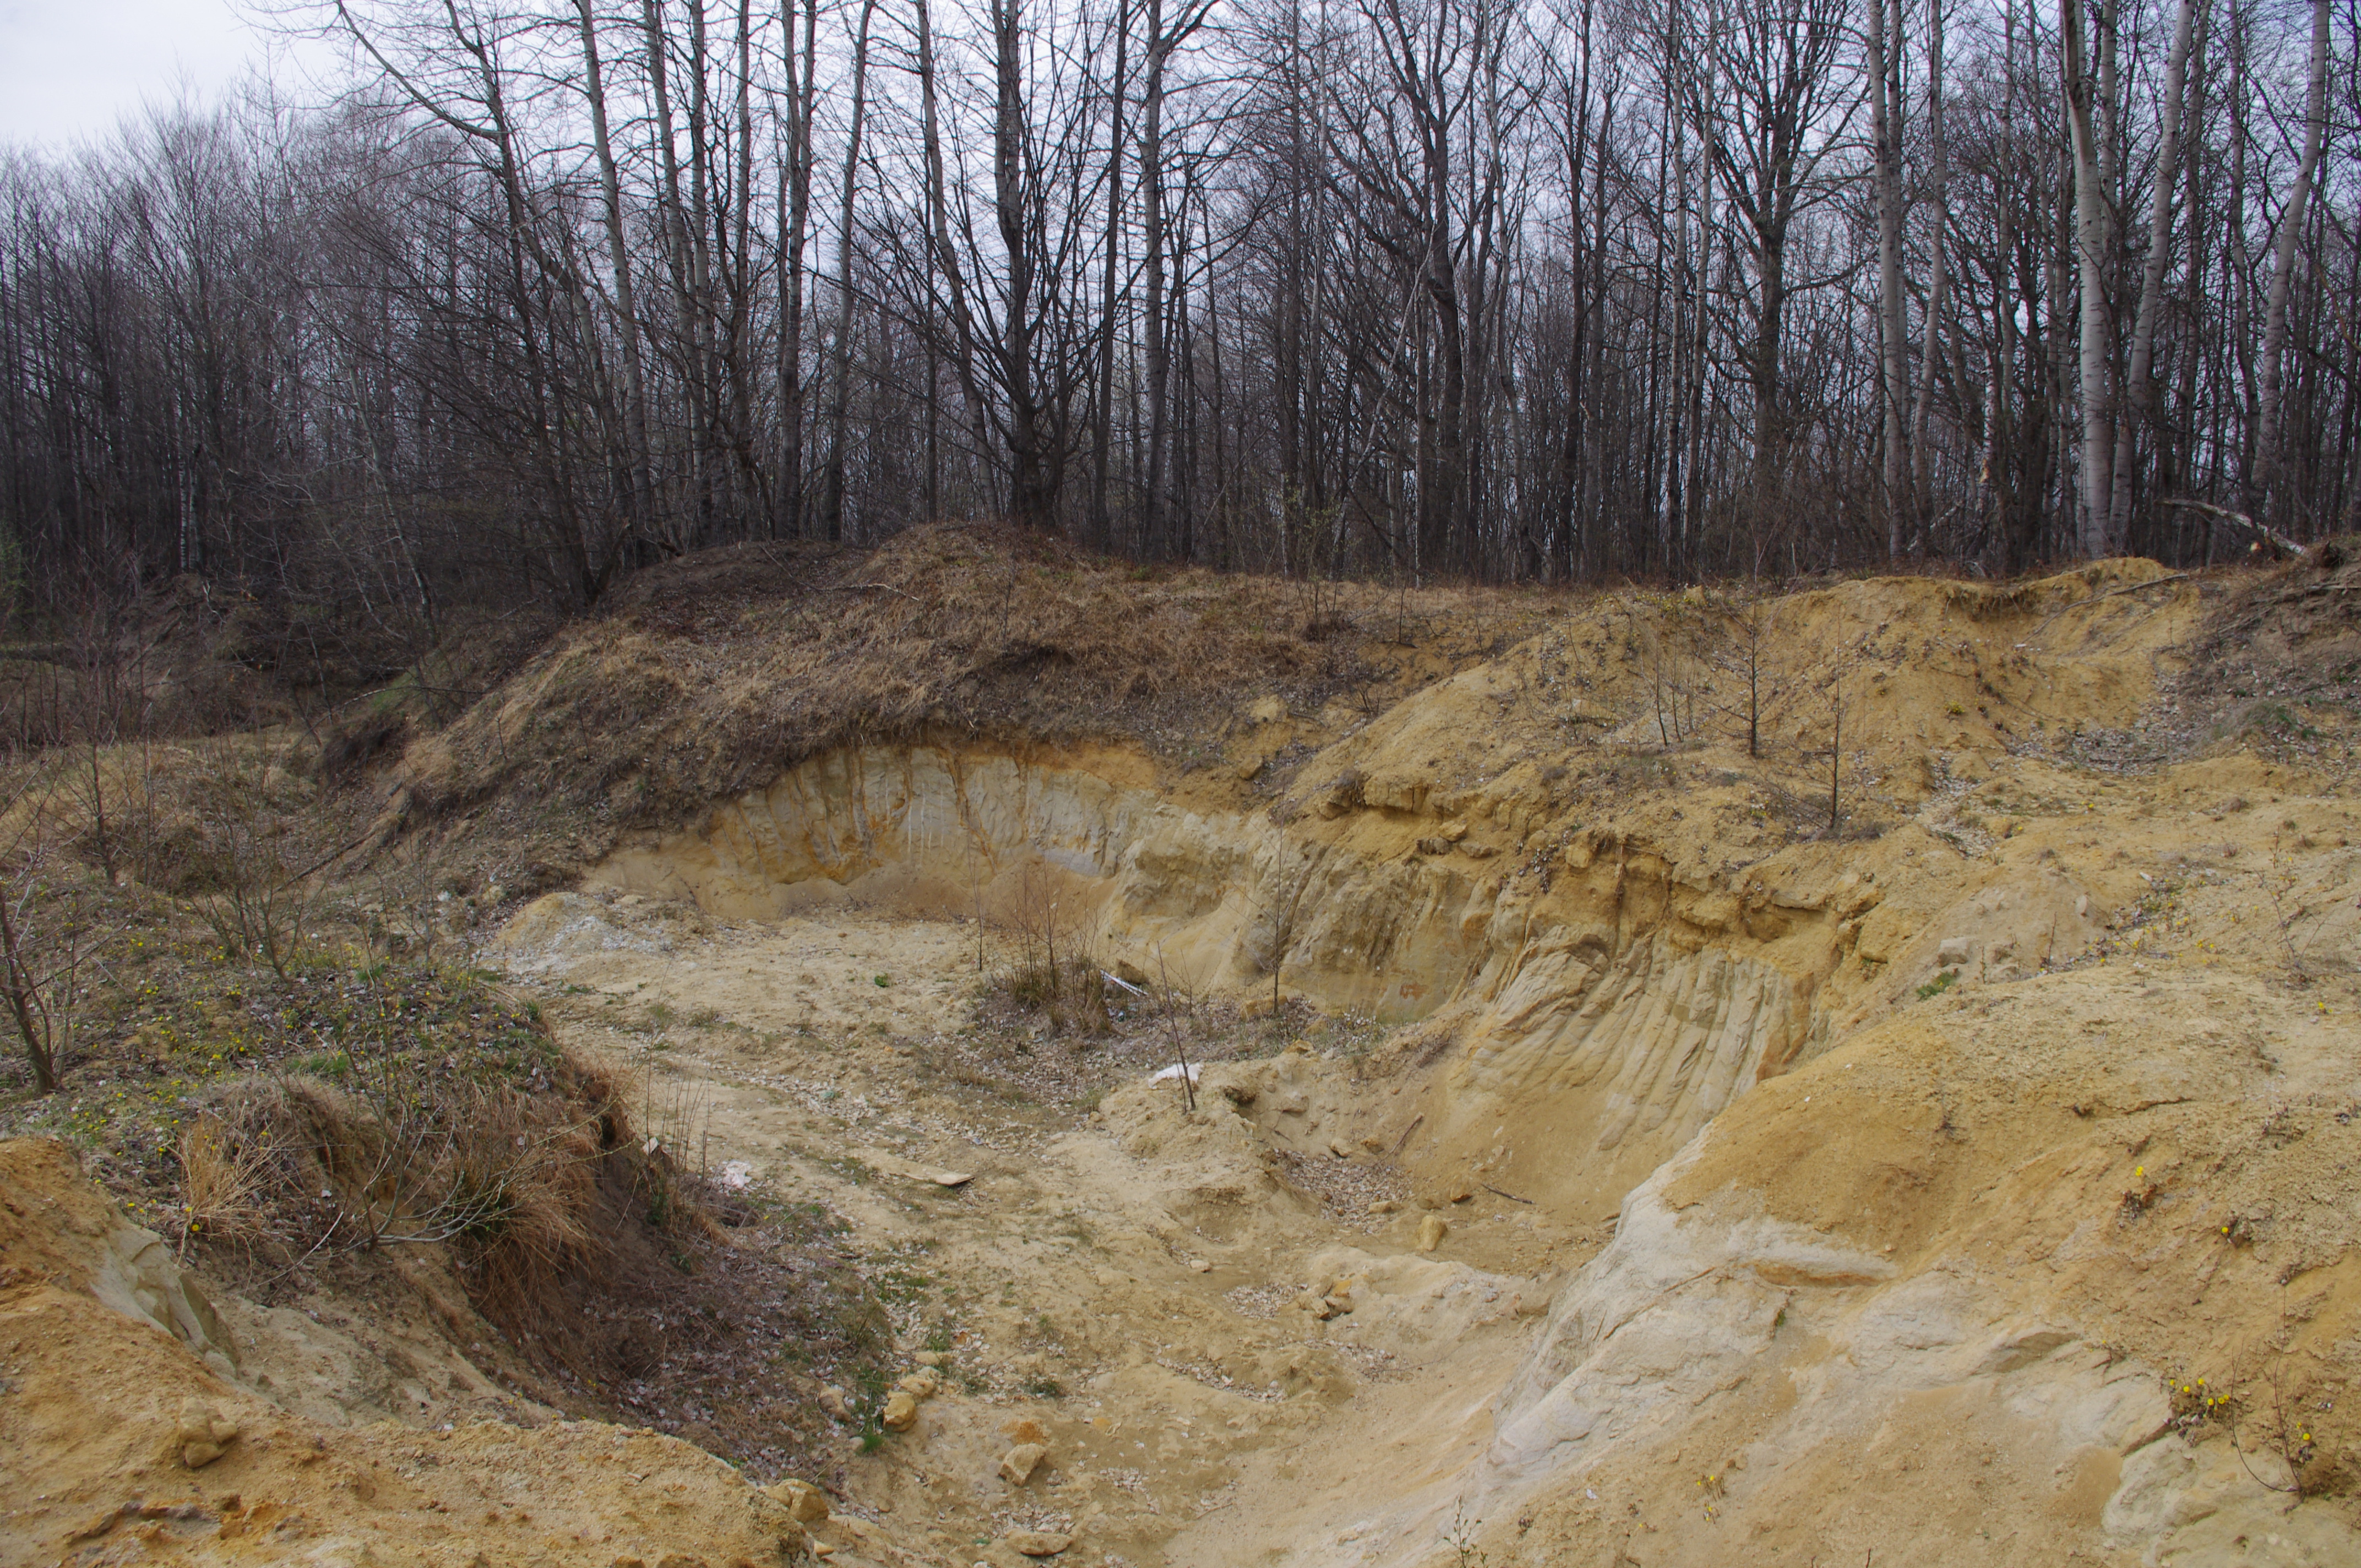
[0,1137,819,1568]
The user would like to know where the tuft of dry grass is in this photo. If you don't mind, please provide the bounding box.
[175,1111,279,1256]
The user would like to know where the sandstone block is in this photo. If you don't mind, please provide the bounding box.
[175,1400,238,1468]
[764,1479,830,1525]
[1003,1529,1071,1556]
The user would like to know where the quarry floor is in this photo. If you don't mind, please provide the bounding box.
[494,897,1593,1568]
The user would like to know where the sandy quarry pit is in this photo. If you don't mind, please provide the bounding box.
[14,559,2361,1568]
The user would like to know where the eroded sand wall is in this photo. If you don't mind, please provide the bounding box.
[583,743,1850,1216]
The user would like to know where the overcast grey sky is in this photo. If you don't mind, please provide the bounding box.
[0,1,340,151]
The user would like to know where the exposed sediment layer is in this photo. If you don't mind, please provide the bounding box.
[581,739,1883,1216]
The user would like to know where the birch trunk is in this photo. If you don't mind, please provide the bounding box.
[2061,0,2115,557]
[2104,0,2201,552]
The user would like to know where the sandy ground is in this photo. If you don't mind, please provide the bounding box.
[489,892,1585,1568]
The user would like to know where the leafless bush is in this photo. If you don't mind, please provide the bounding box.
[183,739,344,980]
[0,791,107,1095]
[1624,595,1711,747]
[1807,638,1870,834]
[1706,592,1793,758]
[2234,1359,2329,1499]
[998,863,1109,1036]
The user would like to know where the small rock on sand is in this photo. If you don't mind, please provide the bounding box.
[882,1390,920,1431]
[1003,1529,1072,1556]
[176,1400,238,1468]
[998,1442,1047,1484]
[764,1480,831,1525]
[1416,1214,1448,1253]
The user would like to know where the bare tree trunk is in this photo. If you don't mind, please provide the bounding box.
[782,0,820,536]
[723,0,764,531]
[915,0,991,481]
[820,0,879,543]
[1868,0,1911,557]
[2061,0,2115,556]
[1141,0,1172,555]
[1990,0,2022,570]
[574,0,652,548]
[1554,0,1597,582]
[1909,0,1950,547]
[643,0,701,547]
[993,0,1053,530]
[2106,0,2201,552]
[1087,0,1129,553]
[2249,0,2330,528]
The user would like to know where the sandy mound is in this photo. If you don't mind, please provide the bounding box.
[0,1137,819,1568]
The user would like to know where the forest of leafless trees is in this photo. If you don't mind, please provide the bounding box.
[0,0,2354,635]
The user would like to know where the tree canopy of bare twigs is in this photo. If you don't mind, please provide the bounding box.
[0,0,2354,628]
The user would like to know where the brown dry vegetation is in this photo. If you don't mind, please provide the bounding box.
[0,574,558,753]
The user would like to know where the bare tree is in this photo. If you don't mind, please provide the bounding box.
[2248,0,2331,530]
[2061,0,2118,557]
[2106,0,2203,551]
[1868,0,1912,557]
[820,0,881,542]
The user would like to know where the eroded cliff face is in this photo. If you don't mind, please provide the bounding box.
[574,716,2145,1231]
[580,739,1852,1219]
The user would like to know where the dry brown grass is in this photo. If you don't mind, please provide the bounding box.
[175,1110,279,1256]
[173,1028,624,1288]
